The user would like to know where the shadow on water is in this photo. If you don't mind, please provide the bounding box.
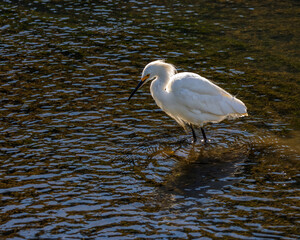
[162,145,248,198]
[127,126,250,195]
[136,127,299,205]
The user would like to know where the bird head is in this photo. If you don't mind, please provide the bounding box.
[128,64,156,101]
[128,60,176,101]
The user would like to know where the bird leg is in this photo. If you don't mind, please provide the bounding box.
[201,127,207,143]
[189,124,197,143]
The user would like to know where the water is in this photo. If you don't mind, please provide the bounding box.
[0,0,299,239]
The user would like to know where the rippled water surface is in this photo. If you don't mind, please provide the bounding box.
[0,0,299,239]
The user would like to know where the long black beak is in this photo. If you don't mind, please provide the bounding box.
[128,80,144,101]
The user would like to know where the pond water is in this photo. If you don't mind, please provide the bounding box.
[0,0,299,239]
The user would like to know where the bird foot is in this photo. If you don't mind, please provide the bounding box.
[192,138,210,144]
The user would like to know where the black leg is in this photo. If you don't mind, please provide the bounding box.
[189,124,197,143]
[201,127,207,143]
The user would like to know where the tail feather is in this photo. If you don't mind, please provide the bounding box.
[225,97,247,119]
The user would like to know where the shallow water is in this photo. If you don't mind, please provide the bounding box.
[0,0,299,239]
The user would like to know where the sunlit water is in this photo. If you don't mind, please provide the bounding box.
[0,1,299,239]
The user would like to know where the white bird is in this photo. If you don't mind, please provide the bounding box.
[128,60,247,143]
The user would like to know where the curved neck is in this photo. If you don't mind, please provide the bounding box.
[151,74,168,92]
[150,73,171,106]
[153,70,171,89]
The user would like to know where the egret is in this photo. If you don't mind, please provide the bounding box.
[128,60,247,143]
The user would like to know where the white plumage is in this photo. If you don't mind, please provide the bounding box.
[128,60,247,142]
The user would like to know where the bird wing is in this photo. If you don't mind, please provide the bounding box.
[170,72,231,97]
[171,73,247,116]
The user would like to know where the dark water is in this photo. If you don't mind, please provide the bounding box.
[0,0,299,239]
